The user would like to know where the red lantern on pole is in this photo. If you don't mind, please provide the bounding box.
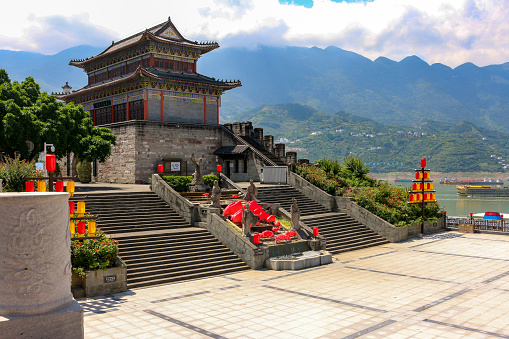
[55,181,64,192]
[254,233,260,245]
[217,164,222,172]
[313,227,319,237]
[158,164,164,173]
[420,158,426,168]
[470,212,473,218]
[46,154,56,172]
[444,211,447,216]
[69,201,75,215]
[25,181,35,192]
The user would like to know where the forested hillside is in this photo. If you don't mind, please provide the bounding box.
[229,104,509,173]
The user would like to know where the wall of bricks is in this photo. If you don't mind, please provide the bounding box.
[95,121,238,184]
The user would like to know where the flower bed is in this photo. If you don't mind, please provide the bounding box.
[296,161,443,226]
[71,229,121,277]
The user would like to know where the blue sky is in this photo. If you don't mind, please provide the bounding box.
[0,0,507,68]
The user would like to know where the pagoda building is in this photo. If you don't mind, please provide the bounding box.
[57,17,240,125]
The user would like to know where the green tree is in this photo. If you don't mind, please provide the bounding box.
[0,70,116,162]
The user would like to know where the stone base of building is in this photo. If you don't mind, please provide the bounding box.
[0,300,84,339]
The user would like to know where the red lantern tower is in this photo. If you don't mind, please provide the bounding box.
[408,158,437,235]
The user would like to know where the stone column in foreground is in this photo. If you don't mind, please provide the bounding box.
[0,192,84,338]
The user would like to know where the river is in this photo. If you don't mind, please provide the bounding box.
[389,180,509,218]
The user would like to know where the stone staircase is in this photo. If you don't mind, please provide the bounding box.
[256,186,389,254]
[76,191,250,289]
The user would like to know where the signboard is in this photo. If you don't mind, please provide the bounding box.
[104,275,117,283]
[170,162,180,171]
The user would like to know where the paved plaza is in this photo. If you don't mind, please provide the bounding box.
[79,232,509,338]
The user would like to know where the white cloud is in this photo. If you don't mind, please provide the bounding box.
[0,0,508,67]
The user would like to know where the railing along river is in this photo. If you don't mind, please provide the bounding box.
[446,217,509,233]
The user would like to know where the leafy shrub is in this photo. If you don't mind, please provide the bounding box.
[0,155,43,192]
[71,229,119,276]
[295,165,340,195]
[163,174,218,192]
[162,176,192,191]
[203,174,218,187]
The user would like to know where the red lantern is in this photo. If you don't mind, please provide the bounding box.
[254,233,260,244]
[501,214,504,219]
[25,181,35,192]
[69,201,75,215]
[313,227,319,236]
[158,164,164,173]
[77,221,86,234]
[46,154,56,172]
[55,181,64,192]
[470,212,473,218]
[217,164,222,172]
[444,211,447,216]
[420,158,426,168]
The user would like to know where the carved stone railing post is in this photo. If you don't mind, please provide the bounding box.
[0,192,84,338]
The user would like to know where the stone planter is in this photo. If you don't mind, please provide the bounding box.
[72,258,127,298]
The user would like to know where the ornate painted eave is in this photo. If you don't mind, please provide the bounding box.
[54,66,241,101]
[69,17,219,69]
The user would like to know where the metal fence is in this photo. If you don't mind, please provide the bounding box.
[446,217,509,233]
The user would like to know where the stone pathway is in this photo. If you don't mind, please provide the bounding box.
[79,232,509,338]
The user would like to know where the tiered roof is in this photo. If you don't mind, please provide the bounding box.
[69,17,218,68]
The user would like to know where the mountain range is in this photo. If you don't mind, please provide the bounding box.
[2,44,509,134]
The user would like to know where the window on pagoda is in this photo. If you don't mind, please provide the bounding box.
[96,72,108,83]
[142,58,150,68]
[114,103,127,122]
[127,61,141,73]
[88,74,96,85]
[109,67,126,79]
[129,100,144,120]
[95,106,112,126]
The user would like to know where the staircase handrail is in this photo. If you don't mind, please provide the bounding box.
[221,126,279,167]
[151,174,200,225]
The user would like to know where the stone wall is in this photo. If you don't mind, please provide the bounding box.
[95,121,236,183]
[289,172,336,211]
[206,212,266,269]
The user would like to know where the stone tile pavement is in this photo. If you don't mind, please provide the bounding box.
[78,232,509,338]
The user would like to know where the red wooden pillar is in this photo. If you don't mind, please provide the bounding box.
[203,95,207,124]
[216,97,220,125]
[193,61,197,73]
[144,90,148,120]
[111,98,114,123]
[150,54,154,67]
[160,90,164,122]
[126,93,130,120]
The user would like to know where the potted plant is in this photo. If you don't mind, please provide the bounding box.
[76,160,92,183]
[71,229,127,297]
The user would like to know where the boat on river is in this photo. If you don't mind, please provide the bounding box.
[457,185,509,197]
[394,177,413,183]
[442,178,503,185]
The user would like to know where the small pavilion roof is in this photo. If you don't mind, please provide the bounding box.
[213,145,250,155]
[69,17,219,68]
